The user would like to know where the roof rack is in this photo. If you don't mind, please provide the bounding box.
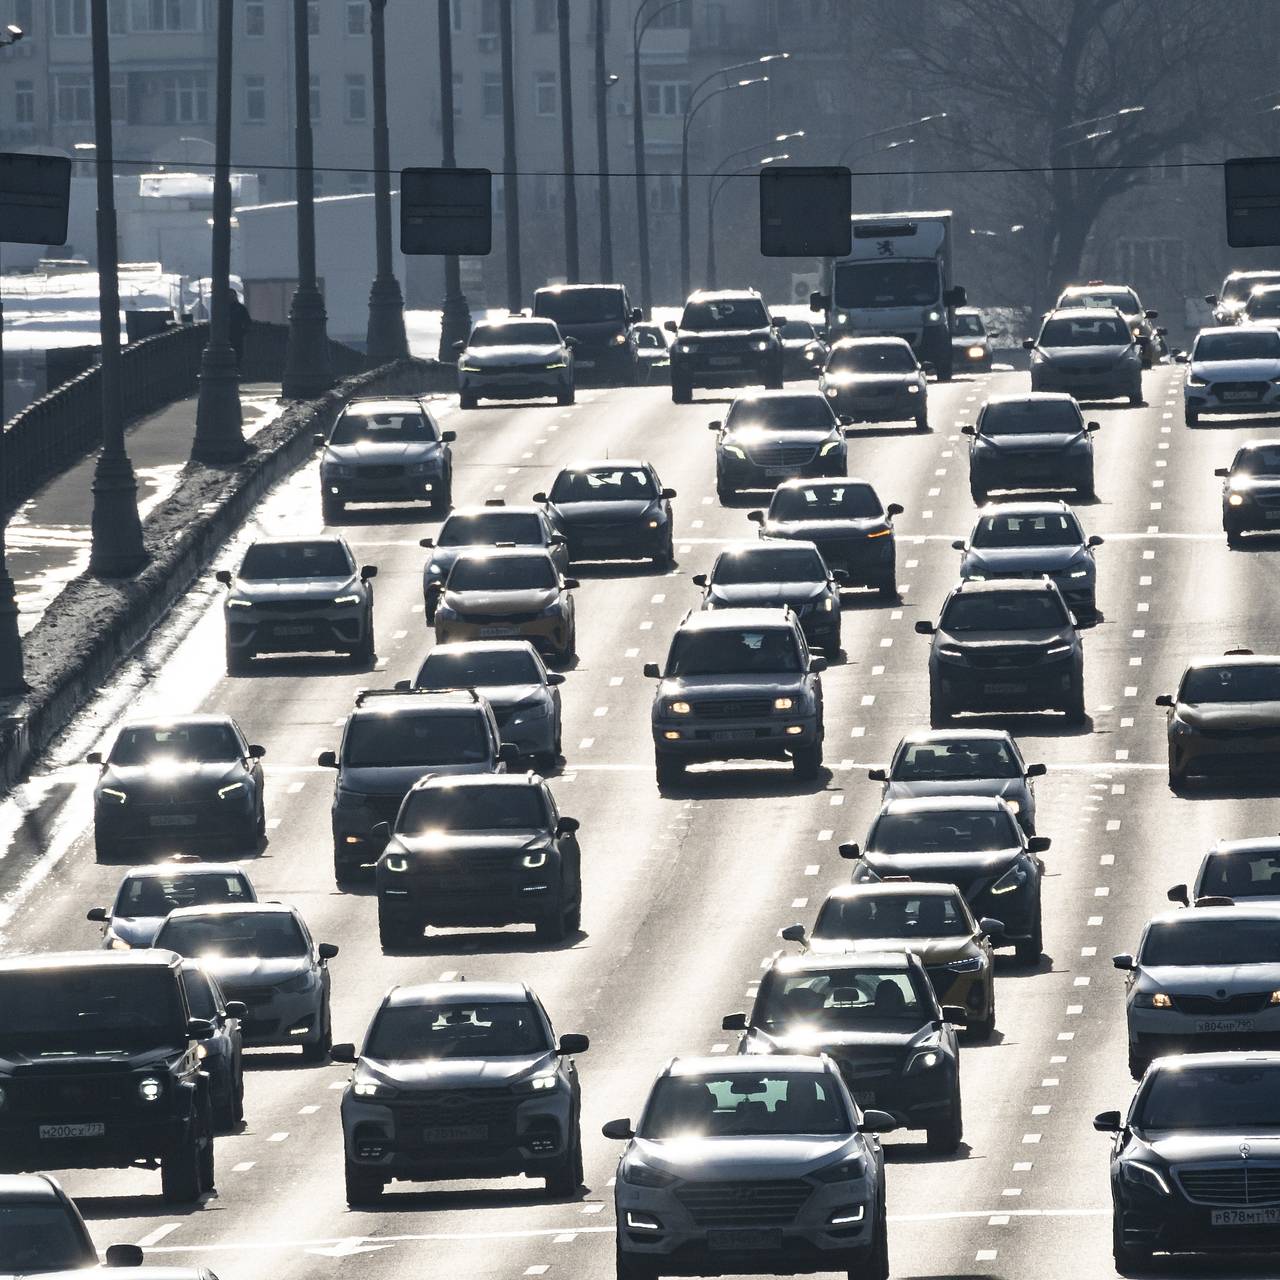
[353,687,481,708]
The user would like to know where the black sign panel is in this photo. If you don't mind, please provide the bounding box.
[400,167,492,256]
[0,152,72,246]
[759,166,851,258]
[1225,157,1280,249]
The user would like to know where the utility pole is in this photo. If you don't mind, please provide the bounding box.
[192,0,246,462]
[556,0,579,283]
[364,0,409,364]
[436,0,471,358]
[593,0,613,279]
[282,0,332,399]
[499,0,522,310]
[87,0,147,578]
[0,246,20,695]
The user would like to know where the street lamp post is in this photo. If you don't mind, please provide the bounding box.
[556,0,579,283]
[837,112,946,166]
[705,153,788,290]
[87,0,147,579]
[593,4,616,279]
[436,0,470,359]
[282,0,332,400]
[191,0,246,463]
[499,0,522,311]
[364,0,409,365]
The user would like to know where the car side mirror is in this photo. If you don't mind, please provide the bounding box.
[548,535,566,547]
[922,361,937,379]
[1028,836,1051,853]
[317,750,338,769]
[1214,467,1229,478]
[941,1005,968,1027]
[556,816,580,836]
[661,487,677,500]
[86,906,108,923]
[105,1245,145,1269]
[1086,421,1100,433]
[747,510,764,525]
[630,308,643,323]
[1022,337,1036,350]
[1026,762,1047,778]
[663,320,678,333]
[833,569,849,584]
[809,291,829,312]
[312,433,325,447]
[707,420,723,431]
[770,315,784,328]
[215,569,232,586]
[809,656,827,673]
[1093,1110,1122,1133]
[563,577,580,590]
[318,942,339,960]
[859,1108,897,1134]
[886,502,903,518]
[224,1000,247,1019]
[1145,309,1159,320]
[248,744,266,759]
[499,743,521,766]
[371,821,391,841]
[960,424,975,436]
[1173,351,1188,363]
[838,414,854,426]
[419,536,434,548]
[692,573,708,587]
[186,1017,216,1041]
[544,673,565,687]
[1156,327,1168,337]
[361,565,378,580]
[914,620,935,635]
[1167,884,1190,906]
[950,539,965,551]
[1112,954,1134,971]
[441,430,457,443]
[643,662,661,679]
[1204,295,1217,306]
[87,751,103,765]
[838,842,860,860]
[330,1042,357,1064]
[392,679,412,693]
[558,1032,589,1054]
[532,491,548,503]
[779,923,807,943]
[943,285,967,308]
[867,768,887,782]
[979,917,1004,937]
[564,336,580,349]
[452,339,465,352]
[1088,535,1104,547]
[1155,694,1174,707]
[602,1118,635,1140]
[722,1012,748,1031]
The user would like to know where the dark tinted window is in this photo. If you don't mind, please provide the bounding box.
[712,547,826,584]
[549,468,656,502]
[940,590,1069,632]
[954,313,984,336]
[642,1072,849,1139]
[755,968,932,1028]
[416,647,542,689]
[834,261,939,308]
[1065,289,1138,315]
[681,297,770,331]
[971,512,1083,547]
[869,809,1020,853]
[119,871,254,916]
[1180,664,1280,704]
[0,968,185,1048]
[1200,850,1280,898]
[814,892,970,940]
[892,738,1021,780]
[1139,1064,1280,1130]
[366,1000,550,1059]
[780,321,816,339]
[0,1206,92,1272]
[438,512,544,547]
[980,399,1083,435]
[1232,446,1280,476]
[1195,331,1280,362]
[239,541,352,580]
[769,483,882,520]
[345,711,491,767]
[1139,918,1280,967]
[398,784,550,834]
[469,320,560,346]
[1245,291,1280,318]
[826,343,917,374]
[109,723,241,765]
[157,912,308,960]
[1222,275,1280,303]
[447,555,557,591]
[666,626,803,676]
[534,287,625,324]
[330,409,435,445]
[725,395,836,430]
[182,967,218,1019]
[1039,315,1129,347]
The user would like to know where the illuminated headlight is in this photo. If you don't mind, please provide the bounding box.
[648,519,660,528]
[836,313,848,324]
[384,854,409,873]
[612,332,627,346]
[990,864,1026,895]
[227,597,253,609]
[109,937,132,951]
[1132,326,1142,337]
[926,309,942,322]
[138,1076,163,1103]
[907,383,920,393]
[810,1156,866,1183]
[1151,992,1173,1009]
[1228,492,1245,507]
[458,362,481,372]
[825,387,839,398]
[100,787,128,805]
[822,597,834,612]
[1120,1161,1171,1196]
[935,645,965,660]
[944,956,984,973]
[669,700,692,715]
[967,345,986,359]
[333,593,362,606]
[1045,643,1073,656]
[774,697,794,710]
[1004,798,1021,814]
[804,348,818,361]
[819,440,843,456]
[545,361,567,369]
[906,1048,942,1072]
[428,562,445,577]
[353,1078,397,1099]
[753,340,770,352]
[675,341,693,355]
[217,781,246,800]
[522,847,549,869]
[1068,568,1089,579]
[1270,990,1280,1005]
[722,443,746,458]
[518,1071,560,1092]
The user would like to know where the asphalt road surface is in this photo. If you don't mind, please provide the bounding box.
[1,360,1272,1280]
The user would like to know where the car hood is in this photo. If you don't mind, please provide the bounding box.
[189,956,314,989]
[1193,358,1280,381]
[1141,1130,1280,1163]
[764,518,888,540]
[101,761,244,791]
[323,441,440,465]
[1038,344,1129,365]
[1138,963,1280,990]
[339,764,479,797]
[474,683,550,713]
[806,935,974,964]
[553,500,657,524]
[0,1043,185,1072]
[427,544,543,576]
[707,584,827,609]
[628,1134,853,1178]
[1175,701,1280,730]
[976,431,1087,451]
[822,372,918,390]
[442,588,559,615]
[463,344,563,365]
[1227,476,1280,494]
[393,831,546,856]
[359,1051,554,1090]
[861,848,1023,880]
[745,1025,927,1055]
[725,428,838,449]
[657,673,809,697]
[549,320,625,342]
[233,575,357,601]
[884,778,1027,806]
[962,546,1088,575]
[677,328,772,344]
[106,915,168,947]
[938,627,1074,650]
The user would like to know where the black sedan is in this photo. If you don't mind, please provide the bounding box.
[778,318,829,379]
[711,390,848,500]
[534,460,675,566]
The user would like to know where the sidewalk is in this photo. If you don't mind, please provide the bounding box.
[8,383,284,636]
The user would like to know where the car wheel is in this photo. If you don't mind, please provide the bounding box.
[671,380,692,404]
[93,831,119,864]
[876,572,898,600]
[378,912,417,952]
[558,624,577,663]
[1077,476,1096,500]
[557,383,575,407]
[458,389,477,410]
[352,620,376,668]
[968,480,986,504]
[1225,520,1244,548]
[1014,902,1043,964]
[651,535,674,569]
[1128,382,1144,407]
[225,641,250,676]
[534,750,559,774]
[616,1245,659,1280]
[715,475,734,503]
[161,1131,203,1204]
[866,1198,890,1280]
[1113,1214,1153,1275]
[212,1077,237,1132]
[971,996,997,1042]
[333,849,366,888]
[1064,682,1087,724]
[434,473,452,513]
[344,1160,385,1207]
[1168,752,1188,789]
[655,751,684,789]
[197,1113,215,1192]
[300,1002,332,1064]
[1184,408,1199,427]
[914,410,929,430]
[926,1090,963,1153]
[545,1123,584,1196]
[929,686,953,727]
[535,899,569,943]
[792,742,823,780]
[1128,1043,1151,1081]
[321,495,345,524]
[765,371,785,391]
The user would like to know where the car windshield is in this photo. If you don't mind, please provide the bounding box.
[366,1000,550,1059]
[893,738,1021,780]
[834,260,939,308]
[941,591,1069,632]
[416,648,542,689]
[725,395,835,430]
[970,512,1083,547]
[0,1206,91,1272]
[156,912,308,960]
[769,483,883,521]
[666,627,803,676]
[1139,1064,1280,1130]
[1180,664,1280,704]
[870,810,1021,853]
[469,321,560,346]
[1245,291,1280,318]
[1039,315,1130,346]
[755,969,931,1029]
[712,548,825,585]
[635,327,666,349]
[780,321,816,340]
[1195,331,1280,362]
[398,785,549,834]
[1199,850,1280,899]
[119,871,254,916]
[344,712,490,767]
[1140,918,1280,966]
[1223,276,1280,303]
[534,287,625,324]
[980,400,1082,435]
[329,409,434,445]
[181,967,218,1020]
[826,343,917,374]
[109,722,242,765]
[239,541,352,580]
[814,892,971,940]
[954,314,985,337]
[681,297,770,330]
[1232,447,1280,477]
[641,1072,850,1139]
[447,556,557,592]
[438,512,544,547]
[1067,289,1138,315]
[549,468,657,502]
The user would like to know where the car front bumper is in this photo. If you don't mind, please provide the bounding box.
[562,520,669,561]
[459,368,569,400]
[94,792,256,845]
[1114,1176,1280,1257]
[435,613,570,655]
[932,654,1082,712]
[0,1114,192,1171]
[226,604,367,656]
[823,387,924,422]
[671,352,781,389]
[321,467,446,505]
[1031,366,1136,398]
[971,455,1093,493]
[718,451,842,489]
[653,713,821,761]
[378,872,565,929]
[1186,384,1280,416]
[1169,725,1280,776]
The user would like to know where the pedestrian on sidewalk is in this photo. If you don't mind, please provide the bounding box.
[228,292,252,371]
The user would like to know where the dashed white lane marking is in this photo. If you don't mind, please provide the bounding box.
[639,620,653,630]
[792,897,808,908]
[1014,1161,1033,1171]
[1081,946,1097,957]
[1100,855,1115,867]
[266,818,282,830]
[525,1267,550,1275]
[1088,915,1103,926]
[860,694,875,706]
[439,970,457,981]
[553,1234,576,1245]
[1075,976,1092,986]
[651,593,666,603]
[329,1080,347,1090]
[1023,1133,1042,1143]
[580,1204,605,1215]
[817,829,833,841]
[392,629,407,640]
[625,647,639,657]
[871,665,885,676]
[232,1161,256,1172]
[829,793,844,806]
[287,781,305,795]
[1095,886,1111,897]
[1001,1187,1022,1196]
[267,1131,289,1143]
[976,1250,998,1262]
[804,864,820,876]
[137,1225,182,1248]
[578,738,594,750]
[593,706,608,717]
[1106,819,1121,831]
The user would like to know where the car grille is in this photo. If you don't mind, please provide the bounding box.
[456,611,544,626]
[1211,381,1267,399]
[1176,1162,1280,1206]
[417,849,523,882]
[479,363,543,376]
[1066,364,1112,376]
[690,698,775,718]
[12,1073,134,1118]
[254,598,339,614]
[392,1091,519,1145]
[747,445,817,467]
[1191,723,1280,740]
[1172,992,1273,1016]
[1254,493,1280,509]
[834,1052,905,1085]
[355,464,405,479]
[356,793,405,825]
[966,647,1049,669]
[675,1178,813,1227]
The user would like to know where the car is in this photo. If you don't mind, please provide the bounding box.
[409,640,564,769]
[152,903,337,1063]
[86,859,258,949]
[1216,440,1280,544]
[777,318,829,379]
[666,289,784,403]
[1184,327,1280,427]
[818,336,929,428]
[373,774,582,947]
[1115,905,1280,1079]
[725,951,965,1150]
[332,980,588,1203]
[782,881,999,1039]
[710,390,847,500]
[963,394,1099,502]
[1156,651,1280,786]
[693,542,843,654]
[1025,306,1143,404]
[604,1055,892,1280]
[87,716,266,863]
[953,500,1102,622]
[1055,282,1165,368]
[433,548,579,661]
[748,478,902,596]
[179,959,245,1131]
[217,535,377,671]
[645,607,826,785]
[319,688,509,885]
[1241,283,1280,328]
[455,316,575,408]
[867,727,1045,833]
[1206,269,1280,326]
[315,396,455,522]
[0,951,215,1203]
[1169,836,1280,908]
[841,795,1050,963]
[632,322,671,383]
[532,282,641,383]
[917,578,1086,723]
[419,502,568,621]
[951,307,992,372]
[1096,1052,1280,1271]
[534,461,676,566]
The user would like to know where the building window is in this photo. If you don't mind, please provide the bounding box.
[644,81,690,116]
[128,0,203,32]
[1146,144,1186,185]
[13,0,32,34]
[309,73,320,120]
[535,71,557,116]
[307,0,319,35]
[244,74,265,123]
[534,173,560,212]
[14,79,33,124]
[312,170,325,196]
[451,0,462,31]
[54,72,92,123]
[53,0,90,35]
[245,0,264,36]
[651,0,691,27]
[534,0,555,31]
[648,173,678,213]
[452,72,463,117]
[345,1,365,35]
[344,73,367,123]
[482,71,502,116]
[159,71,208,123]
[479,0,498,36]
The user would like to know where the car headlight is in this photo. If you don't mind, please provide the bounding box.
[810,1155,866,1183]
[675,341,692,355]
[333,594,362,607]
[822,597,834,612]
[943,955,984,973]
[427,562,446,577]
[621,1160,677,1188]
[137,1076,163,1103]
[1120,1161,1171,1196]
[1045,643,1073,656]
[522,847,550,869]
[774,697,794,710]
[825,387,839,398]
[545,361,567,369]
[1228,492,1246,507]
[990,863,1027,895]
[906,1047,945,1073]
[907,383,920,394]
[668,700,692,715]
[819,440,843,456]
[754,340,770,352]
[217,781,246,800]
[99,786,128,805]
[108,937,132,951]
[1186,374,1207,387]
[280,971,318,994]
[227,597,253,609]
[836,312,848,324]
[967,345,986,359]
[323,462,355,479]
[1068,568,1089,579]
[1031,350,1046,363]
[1135,992,1173,1009]
[926,310,941,322]
[512,700,552,724]
[384,854,410,873]
[353,1077,398,1099]
[538,598,566,617]
[935,645,965,660]
[516,1069,562,1093]
[722,443,746,459]
[409,459,440,475]
[804,348,818,361]
[612,332,627,346]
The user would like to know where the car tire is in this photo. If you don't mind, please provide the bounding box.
[1077,476,1096,500]
[161,1131,204,1204]
[1015,902,1043,964]
[535,899,570,943]
[212,1076,237,1132]
[1225,520,1244,548]
[1184,408,1199,427]
[321,495,345,524]
[1064,683,1087,724]
[458,389,478,410]
[1168,754,1188,789]
[1128,382,1143,407]
[671,380,692,404]
[225,641,250,676]
[616,1246,659,1280]
[557,384,575,407]
[352,620,376,668]
[344,1160,385,1207]
[544,1124,584,1196]
[792,741,823,780]
[434,472,452,513]
[233,1060,245,1123]
[926,1090,963,1154]
[333,847,365,888]
[1113,1215,1153,1275]
[378,912,417,952]
[655,751,684,789]
[197,1111,215,1193]
[1128,1043,1151,1081]
[300,1003,332,1064]
[558,624,577,663]
[876,572,898,600]
[868,1198,890,1280]
[765,372,785,391]
[971,995,997,1042]
[715,476,734,503]
[968,480,986,504]
[651,535,675,569]
[93,831,119,864]
[534,750,559,774]
[914,410,929,430]
[929,687,953,727]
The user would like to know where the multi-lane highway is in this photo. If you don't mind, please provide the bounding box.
[0,358,1268,1280]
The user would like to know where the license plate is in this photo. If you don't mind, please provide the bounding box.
[1266,510,1280,521]
[1223,390,1259,402]
[712,729,747,742]
[709,356,741,367]
[1196,1017,1255,1034]
[985,681,1027,694]
[150,814,197,827]
[708,1229,782,1252]
[765,467,795,477]
[1212,1207,1280,1226]
[274,624,313,636]
[40,1122,104,1139]
[422,1125,487,1143]
[480,625,518,637]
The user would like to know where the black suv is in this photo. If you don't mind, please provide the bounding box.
[666,289,784,403]
[532,283,642,383]
[0,952,216,1204]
